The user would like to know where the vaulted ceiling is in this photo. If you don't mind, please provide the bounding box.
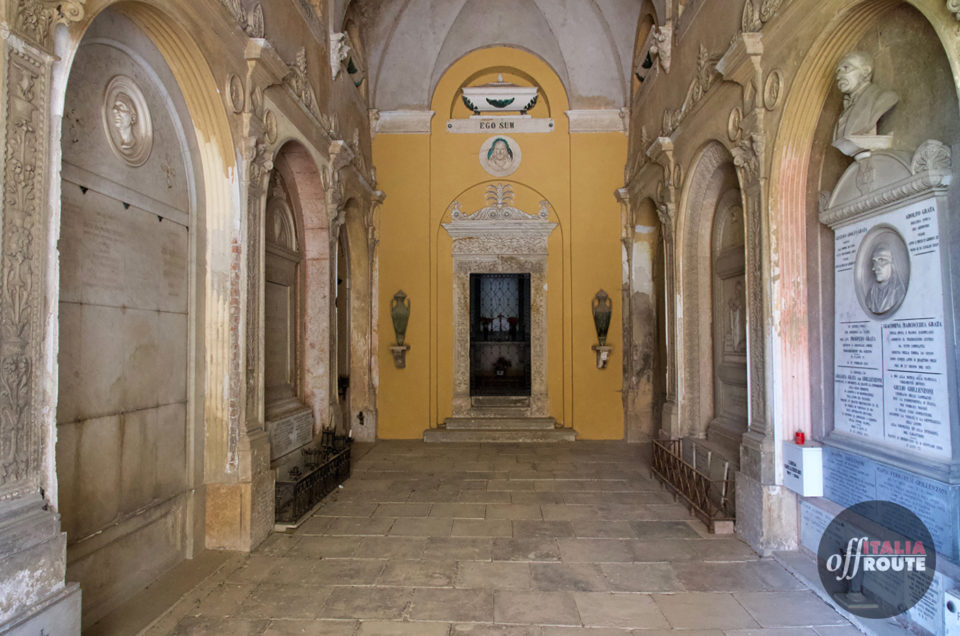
[339,0,642,112]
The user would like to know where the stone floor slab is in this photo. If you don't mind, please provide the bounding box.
[457,561,533,590]
[733,592,849,627]
[653,593,759,630]
[453,519,514,537]
[494,590,581,625]
[356,621,452,635]
[262,619,358,635]
[377,559,458,587]
[409,588,496,622]
[574,592,670,629]
[320,587,412,620]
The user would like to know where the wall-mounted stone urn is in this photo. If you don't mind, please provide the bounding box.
[592,289,613,369]
[390,290,411,368]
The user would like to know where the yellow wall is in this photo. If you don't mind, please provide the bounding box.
[375,47,625,439]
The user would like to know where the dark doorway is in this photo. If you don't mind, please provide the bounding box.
[470,273,531,396]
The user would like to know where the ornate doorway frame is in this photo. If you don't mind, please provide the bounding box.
[443,184,557,419]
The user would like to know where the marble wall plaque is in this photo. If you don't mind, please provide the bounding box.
[799,501,834,552]
[267,408,314,460]
[833,198,951,460]
[447,116,554,133]
[821,446,960,562]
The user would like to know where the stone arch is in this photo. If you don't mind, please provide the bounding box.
[272,142,331,435]
[676,140,739,438]
[50,1,237,626]
[767,0,960,442]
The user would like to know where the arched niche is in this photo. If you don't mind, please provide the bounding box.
[263,169,304,420]
[709,188,747,456]
[273,143,331,437]
[676,141,740,442]
[54,5,212,626]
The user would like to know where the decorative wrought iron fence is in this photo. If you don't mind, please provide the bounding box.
[275,436,352,524]
[650,438,735,533]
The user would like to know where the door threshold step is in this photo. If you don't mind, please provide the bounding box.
[424,428,576,443]
[444,417,557,430]
[470,396,531,408]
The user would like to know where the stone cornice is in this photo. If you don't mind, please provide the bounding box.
[565,109,627,134]
[373,110,435,135]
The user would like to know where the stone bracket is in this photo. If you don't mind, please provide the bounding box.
[592,345,612,369]
[390,344,410,369]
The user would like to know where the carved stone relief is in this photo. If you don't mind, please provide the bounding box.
[661,43,722,136]
[0,47,47,491]
[479,135,522,177]
[15,0,85,48]
[741,0,786,33]
[219,0,264,38]
[102,75,152,167]
[228,74,245,114]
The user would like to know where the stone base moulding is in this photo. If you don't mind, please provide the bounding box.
[0,584,81,636]
[390,344,410,369]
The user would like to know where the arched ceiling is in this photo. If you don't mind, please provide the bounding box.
[344,0,642,111]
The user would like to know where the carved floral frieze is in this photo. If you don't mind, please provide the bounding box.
[660,43,722,137]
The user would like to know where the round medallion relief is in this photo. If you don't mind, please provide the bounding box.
[479,135,522,177]
[102,75,153,167]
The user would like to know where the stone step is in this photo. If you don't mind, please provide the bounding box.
[471,395,531,408]
[444,417,557,430]
[424,428,577,443]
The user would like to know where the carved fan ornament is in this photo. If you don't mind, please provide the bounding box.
[449,184,549,222]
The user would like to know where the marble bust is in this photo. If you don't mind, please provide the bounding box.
[111,94,138,150]
[832,51,899,155]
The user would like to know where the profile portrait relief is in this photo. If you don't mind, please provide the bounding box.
[479,135,521,177]
[854,225,910,319]
[832,50,899,149]
[102,75,153,167]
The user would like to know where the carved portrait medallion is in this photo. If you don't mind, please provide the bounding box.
[854,224,910,319]
[228,73,245,114]
[479,135,522,177]
[265,110,279,144]
[101,75,152,167]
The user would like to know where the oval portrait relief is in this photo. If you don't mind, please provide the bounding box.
[854,224,910,319]
[102,75,153,167]
[479,135,521,177]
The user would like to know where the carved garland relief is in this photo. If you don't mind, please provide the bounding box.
[0,48,47,489]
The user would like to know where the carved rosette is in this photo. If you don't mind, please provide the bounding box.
[0,47,48,490]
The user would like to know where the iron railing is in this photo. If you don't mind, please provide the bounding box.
[650,438,735,533]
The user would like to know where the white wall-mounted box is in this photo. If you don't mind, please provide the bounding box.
[782,442,823,497]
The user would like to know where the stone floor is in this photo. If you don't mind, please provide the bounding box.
[142,441,855,636]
